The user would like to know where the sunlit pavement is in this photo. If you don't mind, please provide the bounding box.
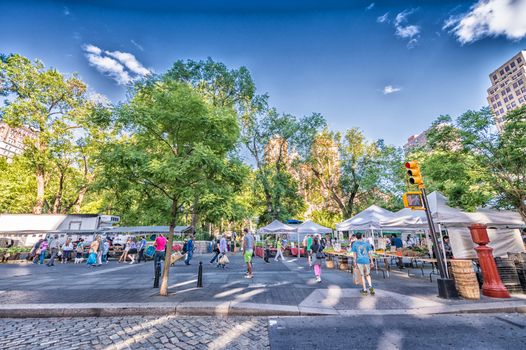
[0,254,524,314]
[1,314,525,350]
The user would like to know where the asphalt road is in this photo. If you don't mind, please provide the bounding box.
[268,314,526,350]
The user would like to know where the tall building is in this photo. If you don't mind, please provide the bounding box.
[486,50,526,130]
[0,121,34,160]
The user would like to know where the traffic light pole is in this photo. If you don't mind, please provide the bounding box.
[421,187,458,299]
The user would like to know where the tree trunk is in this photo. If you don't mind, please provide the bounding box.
[53,172,65,214]
[160,199,178,296]
[33,167,45,214]
[191,197,198,229]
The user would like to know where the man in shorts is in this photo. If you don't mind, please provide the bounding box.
[242,228,254,279]
[352,232,375,296]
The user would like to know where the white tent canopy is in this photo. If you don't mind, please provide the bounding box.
[336,205,394,231]
[381,192,525,229]
[257,220,296,234]
[297,221,332,235]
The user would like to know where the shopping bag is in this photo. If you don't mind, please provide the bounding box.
[219,254,229,265]
[86,252,97,265]
[145,246,155,258]
[353,266,362,285]
[171,252,183,265]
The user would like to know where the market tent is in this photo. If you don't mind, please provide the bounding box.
[336,205,395,231]
[257,220,296,234]
[380,192,525,258]
[297,221,332,234]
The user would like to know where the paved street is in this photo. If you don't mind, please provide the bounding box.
[1,253,524,311]
[0,314,524,350]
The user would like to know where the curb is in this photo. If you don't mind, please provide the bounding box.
[0,300,525,318]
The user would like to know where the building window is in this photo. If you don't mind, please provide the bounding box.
[517,90,522,96]
[501,91,506,96]
[511,62,516,68]
[497,101,502,106]
[506,87,511,93]
[505,66,510,72]
[518,57,523,63]
[493,74,497,81]
[504,97,508,103]
[511,102,517,108]
[519,97,524,103]
[500,108,504,114]
[519,79,524,85]
[495,94,500,100]
[513,82,518,88]
[509,95,514,100]
[500,69,505,75]
[522,87,526,93]
[495,110,500,116]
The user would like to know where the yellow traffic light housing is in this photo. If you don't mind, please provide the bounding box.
[405,161,424,187]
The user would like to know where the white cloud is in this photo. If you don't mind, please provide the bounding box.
[87,91,112,107]
[82,44,151,85]
[377,12,389,23]
[105,50,150,76]
[131,39,144,52]
[83,44,101,55]
[395,8,416,26]
[366,3,375,11]
[383,85,401,95]
[396,24,420,39]
[445,0,526,44]
[392,9,421,48]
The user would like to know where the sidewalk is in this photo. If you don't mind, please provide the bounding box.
[0,254,524,317]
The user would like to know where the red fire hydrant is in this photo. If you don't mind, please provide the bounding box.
[469,224,510,298]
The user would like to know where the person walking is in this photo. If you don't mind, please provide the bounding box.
[46,236,59,267]
[102,238,110,264]
[242,228,255,279]
[310,236,325,283]
[210,239,221,264]
[95,236,103,266]
[35,239,48,265]
[75,239,85,263]
[62,238,73,263]
[127,238,138,264]
[153,233,167,271]
[274,236,285,262]
[217,234,228,268]
[306,235,313,266]
[87,237,99,267]
[137,236,147,263]
[119,238,131,263]
[263,236,271,263]
[352,233,375,296]
[184,235,194,265]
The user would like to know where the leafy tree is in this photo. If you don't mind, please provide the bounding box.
[308,128,404,219]
[98,77,241,295]
[457,106,526,220]
[0,55,95,214]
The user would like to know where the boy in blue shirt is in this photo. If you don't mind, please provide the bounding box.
[352,233,375,296]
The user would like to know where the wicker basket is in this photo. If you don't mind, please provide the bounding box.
[450,260,480,300]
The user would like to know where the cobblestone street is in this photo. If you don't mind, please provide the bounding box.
[0,316,270,350]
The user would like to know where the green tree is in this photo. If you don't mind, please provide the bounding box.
[309,128,404,219]
[98,77,241,296]
[457,106,526,220]
[0,54,95,214]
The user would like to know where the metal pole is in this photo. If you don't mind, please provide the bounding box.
[420,188,447,279]
[197,261,203,288]
[437,223,449,279]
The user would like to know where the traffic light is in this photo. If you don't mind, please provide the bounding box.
[405,161,424,187]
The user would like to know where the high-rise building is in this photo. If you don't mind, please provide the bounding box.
[403,131,427,153]
[486,50,526,130]
[0,121,34,160]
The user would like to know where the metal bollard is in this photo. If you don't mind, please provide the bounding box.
[153,262,161,288]
[197,261,203,288]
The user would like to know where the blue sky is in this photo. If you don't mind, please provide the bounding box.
[1,0,525,146]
